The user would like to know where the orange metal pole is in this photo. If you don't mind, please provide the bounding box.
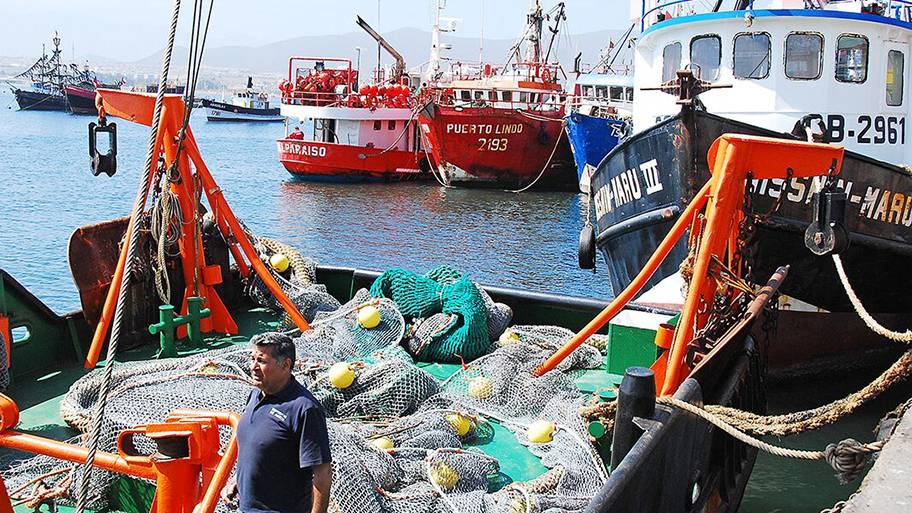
[0,474,13,513]
[0,431,156,480]
[533,180,712,376]
[183,130,311,332]
[171,410,240,513]
[151,458,201,513]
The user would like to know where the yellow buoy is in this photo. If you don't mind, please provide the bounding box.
[467,376,493,400]
[370,437,394,450]
[328,362,355,389]
[498,329,521,346]
[357,305,382,329]
[527,419,555,443]
[446,413,471,437]
[269,253,289,273]
[430,462,459,491]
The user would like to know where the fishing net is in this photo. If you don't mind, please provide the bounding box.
[2,265,609,513]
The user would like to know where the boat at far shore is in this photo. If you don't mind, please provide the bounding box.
[202,77,283,122]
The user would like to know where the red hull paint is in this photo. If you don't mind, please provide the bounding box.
[277,139,427,181]
[419,106,577,190]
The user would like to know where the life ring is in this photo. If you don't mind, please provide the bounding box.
[542,68,552,82]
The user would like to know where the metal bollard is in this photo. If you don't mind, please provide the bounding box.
[611,366,656,470]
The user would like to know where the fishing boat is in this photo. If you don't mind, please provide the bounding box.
[417,1,577,190]
[565,73,633,192]
[65,80,126,115]
[9,33,92,112]
[587,0,912,321]
[277,15,433,182]
[201,77,283,122]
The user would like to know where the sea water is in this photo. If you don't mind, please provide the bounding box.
[0,89,905,512]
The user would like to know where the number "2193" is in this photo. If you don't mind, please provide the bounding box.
[477,138,508,151]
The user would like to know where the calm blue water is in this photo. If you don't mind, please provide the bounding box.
[0,88,611,314]
[0,88,905,512]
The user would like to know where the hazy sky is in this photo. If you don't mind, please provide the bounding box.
[0,0,633,62]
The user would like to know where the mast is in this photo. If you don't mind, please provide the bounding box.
[427,0,457,84]
[524,0,544,67]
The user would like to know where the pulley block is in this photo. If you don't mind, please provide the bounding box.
[89,118,118,177]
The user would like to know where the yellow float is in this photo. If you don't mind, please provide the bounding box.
[328,362,356,389]
[527,419,555,443]
[446,413,471,437]
[430,462,459,491]
[370,437,394,450]
[467,376,493,400]
[498,329,520,346]
[269,253,289,273]
[357,305,382,329]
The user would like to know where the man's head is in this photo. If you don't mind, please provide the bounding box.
[250,332,295,394]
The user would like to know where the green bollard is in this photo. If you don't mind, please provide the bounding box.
[149,297,211,358]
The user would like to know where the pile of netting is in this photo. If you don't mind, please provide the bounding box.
[1,253,610,513]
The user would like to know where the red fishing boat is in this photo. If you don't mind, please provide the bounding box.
[277,57,431,182]
[418,1,576,190]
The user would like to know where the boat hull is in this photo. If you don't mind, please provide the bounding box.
[64,86,98,115]
[590,109,912,313]
[12,88,68,111]
[277,138,428,182]
[419,104,577,190]
[565,111,627,192]
[202,99,283,122]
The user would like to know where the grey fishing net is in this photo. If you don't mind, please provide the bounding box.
[2,267,608,513]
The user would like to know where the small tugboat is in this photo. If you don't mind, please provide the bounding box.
[565,73,633,192]
[201,77,283,122]
[9,32,89,112]
[276,17,431,182]
[418,0,577,190]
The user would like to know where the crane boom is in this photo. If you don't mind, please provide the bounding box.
[356,15,406,82]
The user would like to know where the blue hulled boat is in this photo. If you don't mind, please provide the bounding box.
[565,74,633,192]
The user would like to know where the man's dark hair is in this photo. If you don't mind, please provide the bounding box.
[251,332,296,366]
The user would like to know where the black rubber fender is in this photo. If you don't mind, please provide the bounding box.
[579,223,596,269]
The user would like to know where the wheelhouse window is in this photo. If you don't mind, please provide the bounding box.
[690,35,721,81]
[733,32,770,79]
[501,91,513,102]
[459,90,471,101]
[662,42,682,82]
[388,120,396,130]
[373,120,382,130]
[595,86,608,98]
[609,86,623,101]
[579,86,592,97]
[785,33,823,79]
[625,88,634,101]
[835,35,868,83]
[887,50,904,106]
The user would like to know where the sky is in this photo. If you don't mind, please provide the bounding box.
[0,0,633,62]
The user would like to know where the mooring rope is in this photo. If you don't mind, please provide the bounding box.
[73,1,183,511]
[656,396,884,484]
[833,253,912,343]
[505,120,567,194]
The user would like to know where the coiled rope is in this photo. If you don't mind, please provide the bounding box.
[73,1,183,511]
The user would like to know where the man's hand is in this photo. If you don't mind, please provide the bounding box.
[311,462,332,513]
[221,474,238,506]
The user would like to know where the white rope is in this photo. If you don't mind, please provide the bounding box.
[833,254,912,343]
[505,120,567,194]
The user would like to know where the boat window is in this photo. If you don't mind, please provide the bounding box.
[690,35,721,81]
[474,90,486,100]
[595,86,608,98]
[733,32,770,79]
[662,42,682,82]
[519,92,529,102]
[580,85,592,97]
[785,33,823,80]
[373,120,382,130]
[625,88,634,101]
[530,93,540,103]
[501,90,512,102]
[460,90,471,101]
[609,86,623,101]
[388,120,396,130]
[887,50,904,106]
[835,34,868,83]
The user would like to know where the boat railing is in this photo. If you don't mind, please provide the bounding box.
[428,88,566,114]
[282,91,348,107]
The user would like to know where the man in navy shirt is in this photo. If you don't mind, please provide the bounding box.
[227,332,332,513]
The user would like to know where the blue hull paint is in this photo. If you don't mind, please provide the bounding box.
[565,112,627,192]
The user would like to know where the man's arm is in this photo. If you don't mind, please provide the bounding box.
[310,462,331,513]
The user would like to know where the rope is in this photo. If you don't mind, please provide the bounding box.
[505,120,566,194]
[833,254,912,343]
[656,396,883,484]
[151,184,181,304]
[364,105,422,158]
[73,1,183,511]
[418,129,450,187]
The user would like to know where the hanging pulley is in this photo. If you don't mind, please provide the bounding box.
[804,170,849,255]
[88,115,118,177]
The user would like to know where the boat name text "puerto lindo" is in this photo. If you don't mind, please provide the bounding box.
[280,142,327,158]
[593,158,664,219]
[446,123,524,135]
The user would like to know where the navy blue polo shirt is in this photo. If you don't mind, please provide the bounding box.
[237,378,332,513]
